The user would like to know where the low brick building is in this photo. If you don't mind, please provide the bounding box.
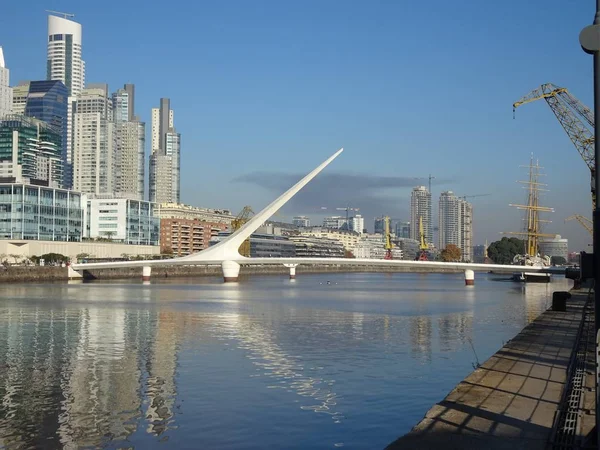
[160,219,227,256]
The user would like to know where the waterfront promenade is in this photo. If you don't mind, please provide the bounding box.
[387,288,594,450]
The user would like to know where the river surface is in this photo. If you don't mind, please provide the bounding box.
[0,272,571,449]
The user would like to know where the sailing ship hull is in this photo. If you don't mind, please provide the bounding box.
[511,272,551,283]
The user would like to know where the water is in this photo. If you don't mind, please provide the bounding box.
[0,272,571,449]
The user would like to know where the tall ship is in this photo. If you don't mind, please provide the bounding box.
[506,155,555,283]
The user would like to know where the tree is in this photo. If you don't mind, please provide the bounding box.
[9,254,21,264]
[77,252,90,261]
[551,256,567,266]
[104,231,116,240]
[40,253,69,264]
[487,237,526,265]
[441,244,462,262]
[344,249,355,258]
[162,247,173,255]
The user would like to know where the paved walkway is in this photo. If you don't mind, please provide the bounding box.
[386,292,588,450]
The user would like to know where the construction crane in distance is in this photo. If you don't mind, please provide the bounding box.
[231,206,254,257]
[383,216,394,260]
[513,83,595,209]
[46,10,75,18]
[460,193,491,201]
[565,214,593,236]
[335,206,360,229]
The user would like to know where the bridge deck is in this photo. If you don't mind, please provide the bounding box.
[386,290,591,450]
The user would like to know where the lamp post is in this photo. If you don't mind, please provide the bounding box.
[579,0,600,440]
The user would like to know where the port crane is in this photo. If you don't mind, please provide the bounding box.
[513,83,595,208]
[383,216,394,260]
[460,193,491,201]
[231,206,254,257]
[417,216,429,261]
[565,214,593,236]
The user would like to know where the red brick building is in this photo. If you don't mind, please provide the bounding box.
[160,219,227,256]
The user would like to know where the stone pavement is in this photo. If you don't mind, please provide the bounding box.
[386,292,591,450]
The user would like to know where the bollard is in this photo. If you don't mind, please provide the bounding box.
[551,291,571,312]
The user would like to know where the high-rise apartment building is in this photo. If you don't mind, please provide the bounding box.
[112,84,145,200]
[438,191,473,262]
[149,98,180,203]
[73,84,114,196]
[0,115,63,187]
[374,216,385,234]
[410,186,432,245]
[0,47,11,119]
[47,14,85,97]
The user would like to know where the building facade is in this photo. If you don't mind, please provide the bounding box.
[354,234,403,259]
[160,218,227,256]
[73,85,114,196]
[149,98,180,203]
[85,198,159,245]
[47,14,85,97]
[539,235,569,262]
[0,115,63,187]
[211,231,296,258]
[394,238,421,261]
[0,183,82,241]
[395,221,410,238]
[288,235,345,258]
[24,80,68,186]
[0,47,11,119]
[322,215,346,229]
[156,203,234,224]
[374,216,385,235]
[299,227,360,252]
[292,216,310,227]
[410,186,432,245]
[11,83,29,115]
[112,85,144,200]
[350,215,364,234]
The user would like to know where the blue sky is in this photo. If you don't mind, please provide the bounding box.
[1,0,596,251]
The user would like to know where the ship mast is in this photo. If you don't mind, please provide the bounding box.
[504,154,555,256]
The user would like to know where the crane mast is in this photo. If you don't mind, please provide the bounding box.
[231,206,254,257]
[565,214,593,236]
[417,216,429,261]
[383,216,393,260]
[513,83,595,208]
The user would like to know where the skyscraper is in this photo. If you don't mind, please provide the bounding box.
[112,84,145,200]
[24,80,68,186]
[438,191,473,262]
[11,82,30,115]
[410,186,432,245]
[73,84,114,196]
[149,98,180,203]
[0,47,11,119]
[47,14,85,97]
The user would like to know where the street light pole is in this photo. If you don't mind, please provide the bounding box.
[579,0,600,440]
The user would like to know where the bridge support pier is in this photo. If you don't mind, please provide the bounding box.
[464,269,474,286]
[222,260,240,282]
[142,266,152,282]
[284,263,298,279]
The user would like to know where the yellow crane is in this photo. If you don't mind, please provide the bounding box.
[417,216,429,261]
[231,206,254,256]
[383,216,393,260]
[513,83,595,209]
[565,214,593,236]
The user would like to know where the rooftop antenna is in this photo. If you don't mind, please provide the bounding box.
[46,10,75,19]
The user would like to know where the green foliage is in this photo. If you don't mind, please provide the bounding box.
[441,244,462,262]
[39,253,69,264]
[487,238,526,264]
[551,256,567,266]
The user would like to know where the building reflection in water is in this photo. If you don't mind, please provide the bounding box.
[0,285,182,449]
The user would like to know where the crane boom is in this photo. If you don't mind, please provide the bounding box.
[565,214,593,235]
[513,83,595,208]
